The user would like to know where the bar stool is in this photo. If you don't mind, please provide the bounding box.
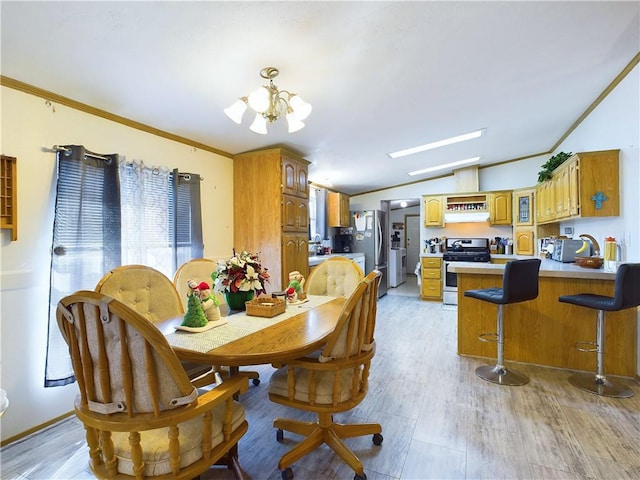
[558,263,640,398]
[464,259,542,386]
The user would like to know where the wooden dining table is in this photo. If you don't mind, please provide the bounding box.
[157,295,346,367]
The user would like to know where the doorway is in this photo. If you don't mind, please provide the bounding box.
[405,214,421,277]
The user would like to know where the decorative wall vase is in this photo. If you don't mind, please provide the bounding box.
[224,290,255,311]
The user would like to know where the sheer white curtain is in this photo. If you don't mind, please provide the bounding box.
[119,161,173,277]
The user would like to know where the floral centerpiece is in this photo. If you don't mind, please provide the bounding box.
[212,250,270,309]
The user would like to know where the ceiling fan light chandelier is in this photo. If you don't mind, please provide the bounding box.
[224,67,312,134]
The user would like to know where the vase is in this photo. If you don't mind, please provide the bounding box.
[224,290,255,311]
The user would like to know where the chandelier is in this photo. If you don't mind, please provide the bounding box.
[224,67,312,134]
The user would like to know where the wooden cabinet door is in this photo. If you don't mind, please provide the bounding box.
[514,189,534,226]
[282,154,308,198]
[489,192,512,225]
[515,229,535,255]
[281,234,309,289]
[423,196,444,227]
[328,192,351,227]
[282,195,308,232]
[568,158,579,216]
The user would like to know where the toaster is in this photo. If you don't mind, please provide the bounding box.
[552,239,591,263]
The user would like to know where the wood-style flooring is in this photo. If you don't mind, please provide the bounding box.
[2,275,639,479]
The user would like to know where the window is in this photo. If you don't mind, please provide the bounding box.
[45,146,203,387]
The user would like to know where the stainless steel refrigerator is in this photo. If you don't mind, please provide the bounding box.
[351,210,388,297]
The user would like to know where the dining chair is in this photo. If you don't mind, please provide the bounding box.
[306,256,365,297]
[95,264,215,387]
[268,270,383,480]
[173,258,261,386]
[56,290,248,480]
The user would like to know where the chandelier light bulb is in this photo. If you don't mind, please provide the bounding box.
[223,98,248,124]
[249,113,268,134]
[286,108,306,133]
[247,86,270,113]
[289,95,312,120]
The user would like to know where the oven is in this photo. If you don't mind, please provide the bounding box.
[442,238,491,306]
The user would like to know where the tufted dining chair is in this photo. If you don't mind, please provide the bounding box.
[56,290,248,480]
[173,258,260,386]
[95,265,214,387]
[268,270,383,480]
[306,256,365,297]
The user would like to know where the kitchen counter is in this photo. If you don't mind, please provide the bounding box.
[449,258,616,280]
[308,252,365,267]
[454,259,636,377]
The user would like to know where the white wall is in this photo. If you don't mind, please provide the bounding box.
[0,87,235,441]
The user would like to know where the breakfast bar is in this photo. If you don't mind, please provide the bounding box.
[451,260,638,377]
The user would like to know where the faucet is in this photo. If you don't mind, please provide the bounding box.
[313,234,324,255]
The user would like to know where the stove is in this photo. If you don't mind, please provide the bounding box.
[442,238,491,262]
[442,238,491,306]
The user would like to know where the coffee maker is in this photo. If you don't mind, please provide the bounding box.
[333,234,353,253]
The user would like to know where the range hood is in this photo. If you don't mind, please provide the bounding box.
[444,211,490,223]
[443,165,489,223]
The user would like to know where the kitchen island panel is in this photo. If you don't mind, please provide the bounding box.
[457,271,637,377]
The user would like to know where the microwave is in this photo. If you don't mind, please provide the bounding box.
[552,239,591,263]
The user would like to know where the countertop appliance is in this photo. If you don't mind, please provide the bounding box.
[442,238,491,306]
[351,210,388,297]
[552,239,591,263]
[333,233,353,253]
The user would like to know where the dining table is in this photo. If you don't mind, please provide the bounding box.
[158,294,347,368]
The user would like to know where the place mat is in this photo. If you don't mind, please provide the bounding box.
[166,295,337,354]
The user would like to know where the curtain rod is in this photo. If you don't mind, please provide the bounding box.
[52,145,110,161]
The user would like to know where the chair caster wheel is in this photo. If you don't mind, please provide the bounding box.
[281,467,293,480]
[354,473,367,480]
[276,429,284,442]
[372,433,383,446]
[252,378,261,386]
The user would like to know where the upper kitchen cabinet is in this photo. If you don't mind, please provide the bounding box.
[423,195,444,227]
[513,189,534,226]
[234,147,310,291]
[327,192,350,227]
[282,153,309,198]
[535,150,619,224]
[488,191,512,225]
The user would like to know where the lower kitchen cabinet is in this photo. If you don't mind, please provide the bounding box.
[420,257,442,300]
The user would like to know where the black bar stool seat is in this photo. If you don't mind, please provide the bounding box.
[559,263,640,398]
[464,259,542,386]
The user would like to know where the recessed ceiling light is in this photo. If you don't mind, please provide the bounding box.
[389,129,484,159]
[400,200,408,208]
[408,157,480,176]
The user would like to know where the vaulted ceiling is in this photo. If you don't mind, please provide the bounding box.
[2,1,638,195]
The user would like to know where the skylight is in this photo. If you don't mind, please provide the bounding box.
[389,129,484,159]
[408,157,480,176]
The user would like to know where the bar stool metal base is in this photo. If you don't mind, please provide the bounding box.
[568,373,634,398]
[475,365,529,386]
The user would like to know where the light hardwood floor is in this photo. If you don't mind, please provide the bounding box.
[2,282,639,480]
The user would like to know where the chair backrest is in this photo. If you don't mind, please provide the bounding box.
[173,258,228,315]
[612,263,640,310]
[502,258,542,303]
[56,290,195,416]
[306,256,365,297]
[321,270,382,362]
[95,265,184,323]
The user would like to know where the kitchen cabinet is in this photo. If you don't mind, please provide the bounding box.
[536,149,619,224]
[488,191,512,225]
[514,229,535,255]
[282,194,308,232]
[327,192,350,227]
[513,189,534,226]
[423,195,444,227]
[420,257,442,300]
[234,147,310,291]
